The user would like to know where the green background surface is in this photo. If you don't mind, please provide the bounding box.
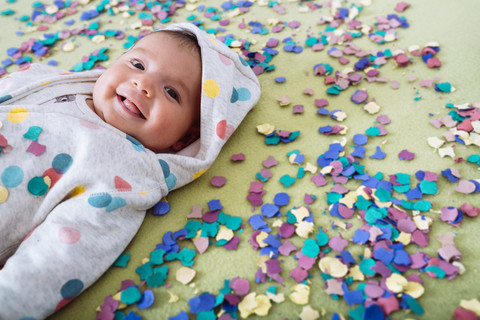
[1,0,479,319]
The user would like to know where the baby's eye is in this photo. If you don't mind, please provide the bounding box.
[131,60,144,70]
[166,87,178,101]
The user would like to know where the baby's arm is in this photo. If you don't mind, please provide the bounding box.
[0,195,146,319]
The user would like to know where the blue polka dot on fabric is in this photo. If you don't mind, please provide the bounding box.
[88,192,113,208]
[60,279,84,299]
[1,166,24,188]
[52,153,73,174]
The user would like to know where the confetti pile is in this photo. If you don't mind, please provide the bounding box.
[1,0,479,320]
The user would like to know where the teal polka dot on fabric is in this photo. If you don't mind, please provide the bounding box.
[1,165,24,188]
[88,192,113,208]
[230,87,251,103]
[126,134,145,152]
[28,176,49,196]
[0,94,12,104]
[238,54,248,67]
[52,153,73,174]
[60,279,84,299]
[158,159,176,190]
[106,197,127,212]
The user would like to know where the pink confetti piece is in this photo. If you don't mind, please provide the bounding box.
[231,153,245,161]
[211,176,226,187]
[328,235,348,252]
[455,180,476,194]
[223,236,240,250]
[278,240,297,256]
[376,114,391,125]
[391,80,400,89]
[262,156,278,168]
[398,149,415,160]
[187,205,203,219]
[26,141,46,156]
[193,237,209,254]
[229,277,250,296]
[394,2,411,12]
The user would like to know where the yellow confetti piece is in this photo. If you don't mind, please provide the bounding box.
[385,273,408,293]
[346,265,365,281]
[427,136,445,149]
[256,255,269,273]
[413,215,432,230]
[167,290,179,303]
[300,305,320,320]
[289,284,310,305]
[318,257,348,278]
[67,186,85,198]
[255,231,269,248]
[339,191,357,208]
[266,290,285,303]
[176,266,196,285]
[291,206,310,221]
[111,292,128,309]
[207,35,218,45]
[7,107,29,123]
[62,42,75,52]
[238,292,257,318]
[138,190,148,195]
[404,281,424,299]
[295,221,314,238]
[253,294,271,316]
[216,225,234,242]
[396,232,411,245]
[363,101,381,114]
[304,162,317,174]
[0,186,8,203]
[256,123,275,135]
[92,35,106,43]
[460,298,480,316]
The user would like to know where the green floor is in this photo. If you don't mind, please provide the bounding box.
[1,0,479,319]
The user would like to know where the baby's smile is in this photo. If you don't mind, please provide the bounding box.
[117,94,145,119]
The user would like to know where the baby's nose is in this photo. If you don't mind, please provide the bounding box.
[131,80,151,98]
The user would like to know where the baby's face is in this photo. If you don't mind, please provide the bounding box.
[90,32,201,152]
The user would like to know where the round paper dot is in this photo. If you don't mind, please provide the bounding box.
[137,289,155,309]
[1,165,24,188]
[203,79,220,98]
[7,107,29,123]
[59,227,81,244]
[52,153,73,174]
[61,279,84,299]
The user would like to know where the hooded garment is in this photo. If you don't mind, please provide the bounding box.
[0,23,260,319]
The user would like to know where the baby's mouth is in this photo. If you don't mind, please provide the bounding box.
[118,95,145,119]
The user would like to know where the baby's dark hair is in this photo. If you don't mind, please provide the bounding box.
[159,29,201,57]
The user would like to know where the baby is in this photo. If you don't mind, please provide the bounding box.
[0,23,260,319]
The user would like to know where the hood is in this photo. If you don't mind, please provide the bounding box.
[154,23,261,192]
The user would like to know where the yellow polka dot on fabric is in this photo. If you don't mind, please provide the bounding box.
[193,169,208,180]
[70,186,86,198]
[203,79,220,98]
[0,186,8,203]
[207,36,218,45]
[7,107,29,123]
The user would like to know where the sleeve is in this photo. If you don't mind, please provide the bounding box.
[0,195,146,319]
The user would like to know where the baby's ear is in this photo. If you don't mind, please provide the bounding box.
[171,126,200,152]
